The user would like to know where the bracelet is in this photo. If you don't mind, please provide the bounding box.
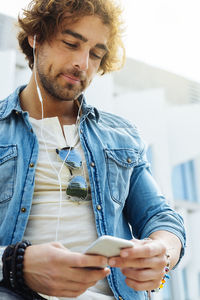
[2,240,31,289]
[151,253,170,293]
[2,244,15,287]
[12,240,32,289]
[2,241,45,300]
[147,253,170,299]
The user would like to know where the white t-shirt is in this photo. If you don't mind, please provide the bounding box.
[23,116,114,300]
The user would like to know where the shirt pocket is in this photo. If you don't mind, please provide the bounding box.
[0,145,17,203]
[105,148,139,205]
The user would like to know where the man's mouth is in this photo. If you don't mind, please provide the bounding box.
[61,73,81,84]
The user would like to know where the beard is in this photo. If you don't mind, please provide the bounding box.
[36,53,87,101]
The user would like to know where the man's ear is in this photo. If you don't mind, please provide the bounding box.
[28,35,36,49]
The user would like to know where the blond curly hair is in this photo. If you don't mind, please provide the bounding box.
[17,0,125,74]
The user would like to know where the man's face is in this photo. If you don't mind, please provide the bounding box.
[34,15,110,101]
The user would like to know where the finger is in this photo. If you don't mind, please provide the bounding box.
[125,277,162,292]
[59,251,108,269]
[121,267,165,282]
[47,247,108,270]
[35,267,110,295]
[47,279,99,297]
[109,254,167,269]
[39,243,108,269]
[120,240,166,259]
[108,241,166,267]
[68,266,110,283]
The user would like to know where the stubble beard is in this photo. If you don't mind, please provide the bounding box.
[38,68,86,101]
[36,55,87,101]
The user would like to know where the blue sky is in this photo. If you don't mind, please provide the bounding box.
[1,0,200,82]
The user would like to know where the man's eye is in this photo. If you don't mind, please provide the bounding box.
[91,52,102,60]
[62,41,77,48]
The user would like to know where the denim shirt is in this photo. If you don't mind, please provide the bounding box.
[0,86,186,300]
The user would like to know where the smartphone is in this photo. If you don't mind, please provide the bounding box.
[84,235,134,257]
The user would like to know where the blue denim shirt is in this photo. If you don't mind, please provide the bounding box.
[0,86,185,300]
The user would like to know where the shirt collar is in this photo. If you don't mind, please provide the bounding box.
[0,85,100,122]
[78,94,100,122]
[0,85,26,119]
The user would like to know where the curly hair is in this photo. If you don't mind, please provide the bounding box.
[17,0,125,74]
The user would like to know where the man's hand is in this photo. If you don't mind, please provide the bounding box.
[108,231,181,292]
[23,242,110,297]
[108,238,167,291]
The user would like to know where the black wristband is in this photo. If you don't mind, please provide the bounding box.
[12,240,32,289]
[2,241,45,300]
[2,244,15,287]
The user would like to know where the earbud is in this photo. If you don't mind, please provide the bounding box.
[33,34,37,65]
[33,34,36,52]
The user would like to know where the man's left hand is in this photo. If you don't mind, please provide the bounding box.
[108,238,168,292]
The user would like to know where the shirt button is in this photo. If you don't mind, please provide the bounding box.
[21,207,26,213]
[127,158,132,163]
[90,162,95,167]
[30,128,33,133]
[97,205,102,211]
[80,129,83,134]
[29,163,35,168]
[119,297,123,300]
[15,111,20,115]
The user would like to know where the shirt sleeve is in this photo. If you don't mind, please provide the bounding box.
[124,160,186,265]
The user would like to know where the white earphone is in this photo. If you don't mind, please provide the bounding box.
[33,34,43,104]
[33,34,36,51]
[32,34,63,244]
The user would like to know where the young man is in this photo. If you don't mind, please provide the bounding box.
[0,0,185,299]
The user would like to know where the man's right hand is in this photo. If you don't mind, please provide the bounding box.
[23,242,110,297]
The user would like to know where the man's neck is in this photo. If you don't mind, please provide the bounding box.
[19,75,79,125]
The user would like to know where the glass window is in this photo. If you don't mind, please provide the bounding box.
[171,160,198,202]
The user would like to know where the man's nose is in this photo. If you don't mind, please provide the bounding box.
[73,50,89,71]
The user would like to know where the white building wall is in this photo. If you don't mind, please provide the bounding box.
[15,66,31,89]
[167,105,200,166]
[0,50,16,99]
[85,74,115,112]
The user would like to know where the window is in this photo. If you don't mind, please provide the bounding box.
[171,160,198,202]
